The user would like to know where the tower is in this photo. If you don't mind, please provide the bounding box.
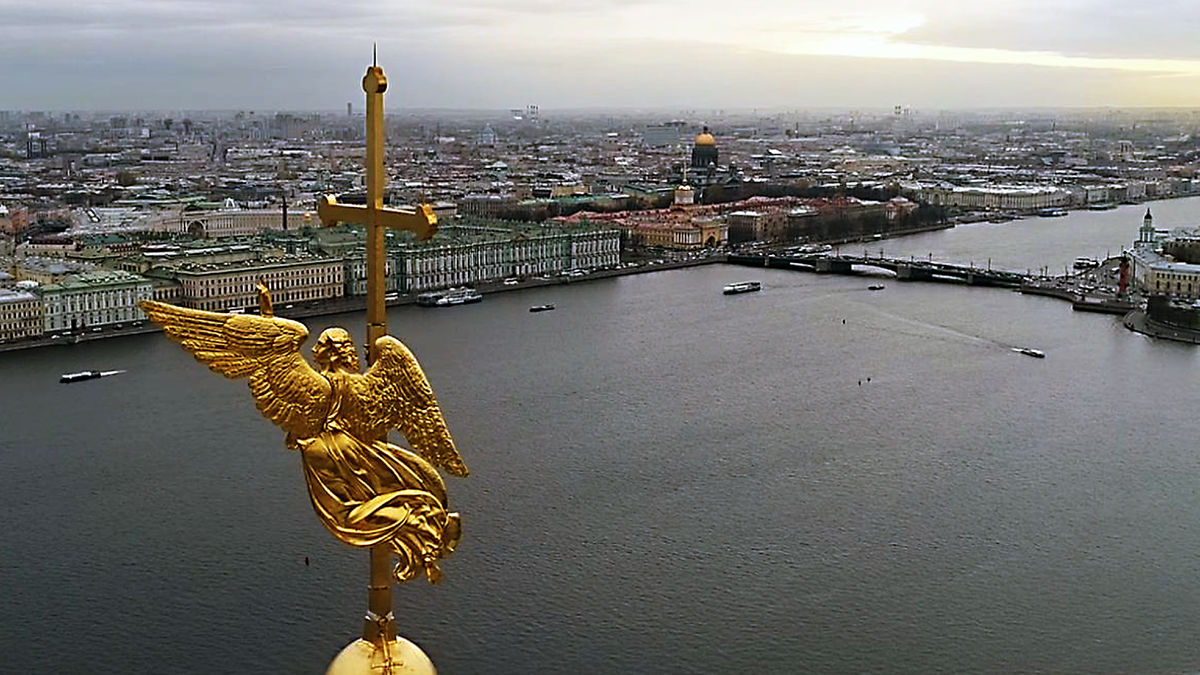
[1139,208,1155,245]
[674,164,695,206]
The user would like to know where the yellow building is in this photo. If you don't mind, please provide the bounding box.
[170,256,345,312]
[1128,211,1200,300]
[0,288,44,340]
[144,208,313,238]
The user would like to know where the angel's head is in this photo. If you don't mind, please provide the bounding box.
[313,328,361,374]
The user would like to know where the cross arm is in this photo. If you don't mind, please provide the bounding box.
[317,196,439,240]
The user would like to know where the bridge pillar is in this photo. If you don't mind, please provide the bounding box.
[815,258,853,274]
[896,264,933,281]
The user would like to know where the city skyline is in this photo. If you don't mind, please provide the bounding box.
[5,0,1200,111]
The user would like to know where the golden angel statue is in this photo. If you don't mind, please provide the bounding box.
[140,298,467,585]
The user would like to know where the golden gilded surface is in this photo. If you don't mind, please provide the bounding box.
[145,59,460,672]
[327,638,436,675]
[140,298,467,584]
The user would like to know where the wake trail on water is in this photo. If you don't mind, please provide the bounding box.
[849,303,1016,351]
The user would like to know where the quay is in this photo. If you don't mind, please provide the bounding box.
[0,251,1169,353]
[0,255,720,353]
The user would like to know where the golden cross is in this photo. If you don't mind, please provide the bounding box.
[315,60,438,649]
[317,63,438,363]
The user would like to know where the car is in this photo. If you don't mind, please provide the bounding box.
[503,278,520,286]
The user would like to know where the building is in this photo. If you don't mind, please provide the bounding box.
[148,208,313,238]
[40,270,153,332]
[726,210,788,244]
[12,257,95,285]
[1127,209,1200,300]
[385,220,621,292]
[459,194,519,219]
[0,286,44,340]
[643,123,683,147]
[918,185,1070,211]
[168,256,345,312]
[690,127,719,174]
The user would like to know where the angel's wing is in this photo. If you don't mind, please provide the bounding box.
[140,300,331,446]
[342,335,468,477]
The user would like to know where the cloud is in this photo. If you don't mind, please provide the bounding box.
[3,0,1200,110]
[897,0,1200,61]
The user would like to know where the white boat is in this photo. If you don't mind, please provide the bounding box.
[1073,257,1100,270]
[1013,347,1045,358]
[723,281,762,295]
[60,369,125,383]
[418,287,483,307]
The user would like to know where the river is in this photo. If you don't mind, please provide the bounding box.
[2,200,1199,674]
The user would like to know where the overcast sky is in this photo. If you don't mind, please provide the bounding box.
[4,0,1200,111]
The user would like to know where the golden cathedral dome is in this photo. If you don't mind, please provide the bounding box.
[694,130,716,146]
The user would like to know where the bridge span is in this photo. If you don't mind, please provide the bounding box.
[728,253,1028,288]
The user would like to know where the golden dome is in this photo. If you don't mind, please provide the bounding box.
[694,131,716,146]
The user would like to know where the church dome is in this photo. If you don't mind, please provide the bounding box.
[694,129,716,146]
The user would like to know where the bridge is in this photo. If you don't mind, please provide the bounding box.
[728,253,1028,288]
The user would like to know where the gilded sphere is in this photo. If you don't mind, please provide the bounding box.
[694,132,716,146]
[326,637,437,675]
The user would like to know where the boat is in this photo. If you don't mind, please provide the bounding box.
[1013,347,1046,358]
[868,284,886,291]
[529,304,555,313]
[60,369,125,383]
[417,287,483,307]
[1087,203,1117,211]
[1037,209,1069,217]
[1073,257,1100,270]
[723,280,762,295]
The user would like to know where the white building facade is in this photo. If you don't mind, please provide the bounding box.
[386,223,621,293]
[40,270,154,332]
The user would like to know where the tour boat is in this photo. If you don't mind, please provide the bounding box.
[418,287,483,307]
[60,369,125,383]
[1013,347,1046,358]
[723,281,762,295]
[529,304,555,313]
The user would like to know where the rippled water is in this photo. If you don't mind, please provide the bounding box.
[3,200,1200,674]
